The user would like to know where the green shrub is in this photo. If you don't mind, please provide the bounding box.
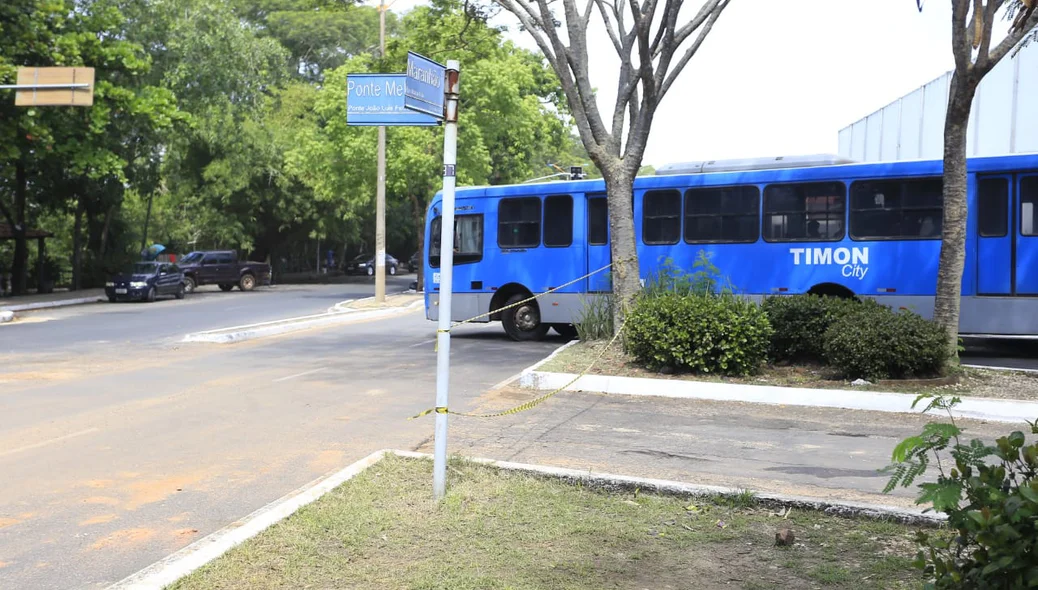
[574,294,613,341]
[761,294,858,363]
[822,300,946,380]
[644,251,732,299]
[624,291,772,376]
[885,395,1038,589]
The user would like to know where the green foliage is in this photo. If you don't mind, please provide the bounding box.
[761,294,858,363]
[574,294,613,342]
[626,254,770,376]
[644,252,730,299]
[625,291,772,376]
[822,300,947,380]
[885,395,1038,589]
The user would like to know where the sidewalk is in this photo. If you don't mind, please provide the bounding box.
[0,288,105,313]
[423,385,1016,509]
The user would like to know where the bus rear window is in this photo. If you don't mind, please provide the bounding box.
[430,214,484,268]
[543,195,573,247]
[684,186,759,243]
[642,190,681,245]
[978,178,1008,237]
[850,178,942,240]
[588,198,608,245]
[763,182,845,242]
[498,198,541,248]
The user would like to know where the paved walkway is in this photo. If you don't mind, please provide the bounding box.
[420,386,1015,508]
[0,288,105,312]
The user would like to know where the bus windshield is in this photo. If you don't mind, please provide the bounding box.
[430,214,484,267]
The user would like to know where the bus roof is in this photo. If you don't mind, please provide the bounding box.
[432,152,1038,202]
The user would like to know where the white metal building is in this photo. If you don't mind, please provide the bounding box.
[838,41,1038,162]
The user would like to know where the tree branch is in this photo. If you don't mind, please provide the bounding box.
[660,0,729,98]
[951,0,972,72]
[594,0,624,55]
[665,0,722,56]
[985,9,1038,71]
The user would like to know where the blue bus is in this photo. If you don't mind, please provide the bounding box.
[423,152,1038,341]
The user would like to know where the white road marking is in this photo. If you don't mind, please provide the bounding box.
[0,427,100,458]
[408,339,436,348]
[273,368,327,383]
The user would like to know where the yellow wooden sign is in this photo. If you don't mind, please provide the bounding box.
[14,67,95,107]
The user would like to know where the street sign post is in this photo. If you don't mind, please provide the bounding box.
[0,67,95,107]
[346,74,440,126]
[404,53,455,500]
[404,52,446,118]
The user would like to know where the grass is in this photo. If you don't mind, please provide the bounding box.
[169,455,926,590]
[541,341,1038,400]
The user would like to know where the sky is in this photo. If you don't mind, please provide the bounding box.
[382,0,963,168]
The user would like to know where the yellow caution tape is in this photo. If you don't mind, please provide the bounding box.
[431,256,635,351]
[409,319,626,420]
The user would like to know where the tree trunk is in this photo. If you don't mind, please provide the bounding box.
[410,193,425,292]
[11,159,29,295]
[933,70,977,364]
[99,204,115,258]
[72,196,86,292]
[603,168,642,333]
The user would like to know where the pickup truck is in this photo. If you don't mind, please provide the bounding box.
[177,250,271,293]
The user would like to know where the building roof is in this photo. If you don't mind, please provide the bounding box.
[0,224,54,239]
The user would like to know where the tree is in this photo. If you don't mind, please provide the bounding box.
[0,0,179,293]
[926,0,1038,361]
[493,0,731,330]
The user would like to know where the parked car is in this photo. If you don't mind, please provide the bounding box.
[346,253,399,276]
[105,261,185,302]
[408,251,419,272]
[177,250,271,293]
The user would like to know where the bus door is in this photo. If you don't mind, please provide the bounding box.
[586,194,611,292]
[977,175,1013,295]
[977,173,1038,295]
[1016,174,1038,294]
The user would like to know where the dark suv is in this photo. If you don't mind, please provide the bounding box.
[105,262,186,302]
[177,250,271,293]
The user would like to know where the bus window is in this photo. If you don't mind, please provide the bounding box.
[850,177,942,239]
[979,178,1009,237]
[430,214,484,267]
[684,186,759,243]
[588,198,608,245]
[763,181,845,242]
[1023,177,1038,236]
[543,195,574,247]
[498,197,541,248]
[642,190,681,245]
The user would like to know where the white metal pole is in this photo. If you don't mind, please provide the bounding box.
[433,60,460,501]
[375,0,388,302]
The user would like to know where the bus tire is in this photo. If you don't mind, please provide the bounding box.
[502,294,549,342]
[552,324,578,340]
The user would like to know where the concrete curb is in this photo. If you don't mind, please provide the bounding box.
[0,295,105,313]
[390,451,945,527]
[0,310,13,323]
[518,365,1037,424]
[327,290,417,314]
[106,449,942,589]
[181,300,423,343]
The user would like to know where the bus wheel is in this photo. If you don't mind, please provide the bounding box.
[552,324,578,340]
[502,294,549,341]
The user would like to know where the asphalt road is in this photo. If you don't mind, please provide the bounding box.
[0,276,414,355]
[0,302,566,589]
[1,284,1037,589]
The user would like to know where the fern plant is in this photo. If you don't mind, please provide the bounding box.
[884,393,1038,588]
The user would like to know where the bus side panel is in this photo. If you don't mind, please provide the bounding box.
[477,194,588,325]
